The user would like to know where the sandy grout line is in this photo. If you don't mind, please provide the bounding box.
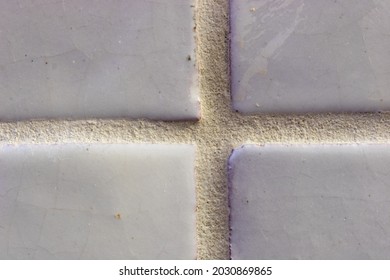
[1,0,390,260]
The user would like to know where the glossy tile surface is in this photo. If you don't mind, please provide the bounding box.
[231,0,390,113]
[0,0,198,120]
[0,144,196,259]
[229,144,390,259]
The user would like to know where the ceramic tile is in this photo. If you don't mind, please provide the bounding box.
[231,0,390,113]
[0,144,196,259]
[0,0,198,120]
[229,144,390,259]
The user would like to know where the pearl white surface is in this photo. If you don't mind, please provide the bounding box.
[0,144,196,259]
[229,144,390,259]
[0,0,198,120]
[231,0,390,113]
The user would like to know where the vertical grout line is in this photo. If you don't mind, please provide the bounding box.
[195,0,231,259]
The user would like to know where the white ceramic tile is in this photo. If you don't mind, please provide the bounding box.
[231,0,390,113]
[0,144,196,259]
[229,144,390,259]
[0,0,198,121]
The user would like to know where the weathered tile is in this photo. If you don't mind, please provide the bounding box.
[0,1,198,120]
[0,144,196,259]
[229,144,390,259]
[231,0,390,113]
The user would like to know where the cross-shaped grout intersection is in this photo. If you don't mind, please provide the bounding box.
[1,0,390,260]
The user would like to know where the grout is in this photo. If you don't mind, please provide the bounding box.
[1,0,390,260]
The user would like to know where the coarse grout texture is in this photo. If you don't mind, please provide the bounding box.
[0,0,390,260]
